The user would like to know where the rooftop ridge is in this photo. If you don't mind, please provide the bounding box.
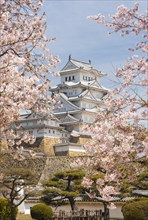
[70,58,91,65]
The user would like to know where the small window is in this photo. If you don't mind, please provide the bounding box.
[69,76,71,81]
[49,130,50,133]
[86,76,87,80]
[72,76,75,80]
[53,130,55,134]
[29,130,33,135]
[65,77,67,81]
[88,77,90,81]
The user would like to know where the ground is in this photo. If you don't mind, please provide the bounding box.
[17,214,32,220]
[16,213,123,220]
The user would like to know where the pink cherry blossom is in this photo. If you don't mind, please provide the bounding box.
[82,177,93,188]
[77,4,147,218]
[0,0,60,149]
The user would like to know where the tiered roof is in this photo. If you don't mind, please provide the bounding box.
[60,114,81,124]
[61,57,106,77]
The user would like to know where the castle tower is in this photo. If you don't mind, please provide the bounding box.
[51,56,109,155]
[16,57,108,156]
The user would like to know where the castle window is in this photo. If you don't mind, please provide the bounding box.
[72,76,75,80]
[69,76,71,81]
[65,77,67,81]
[29,130,33,135]
[86,76,88,80]
[88,77,90,81]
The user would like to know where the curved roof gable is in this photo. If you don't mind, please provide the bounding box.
[61,60,79,72]
[61,57,92,72]
[54,93,81,113]
[60,114,80,123]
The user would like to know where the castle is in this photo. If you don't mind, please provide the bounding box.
[17,56,109,156]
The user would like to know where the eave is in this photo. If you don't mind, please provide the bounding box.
[17,124,64,130]
[50,81,109,93]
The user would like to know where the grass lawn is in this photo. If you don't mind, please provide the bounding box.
[17,214,32,220]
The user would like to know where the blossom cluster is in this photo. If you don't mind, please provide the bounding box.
[0,0,60,148]
[79,3,148,205]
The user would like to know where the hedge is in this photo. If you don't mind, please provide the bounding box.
[0,198,18,220]
[122,198,148,220]
[30,204,53,220]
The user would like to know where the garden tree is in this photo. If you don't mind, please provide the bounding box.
[0,0,60,150]
[0,168,36,220]
[132,170,148,197]
[82,170,145,220]
[42,170,85,210]
[72,3,148,220]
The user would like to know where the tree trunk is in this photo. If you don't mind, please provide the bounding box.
[10,204,16,220]
[68,197,76,210]
[103,202,109,220]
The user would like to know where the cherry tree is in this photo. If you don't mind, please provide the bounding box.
[73,3,148,219]
[0,0,60,149]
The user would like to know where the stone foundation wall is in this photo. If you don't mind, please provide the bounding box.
[39,137,61,156]
[0,154,90,181]
[18,137,61,156]
[78,136,91,145]
[68,151,86,156]
[40,156,89,180]
[0,154,46,181]
[0,139,8,152]
[69,136,91,145]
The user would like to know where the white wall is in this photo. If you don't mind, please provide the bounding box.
[21,201,124,219]
[74,112,95,123]
[60,87,83,97]
[61,71,80,83]
[79,71,95,82]
[78,100,97,109]
[56,202,124,219]
[91,90,104,99]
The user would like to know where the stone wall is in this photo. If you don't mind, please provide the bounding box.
[0,139,8,152]
[0,154,90,181]
[70,136,91,145]
[0,154,46,181]
[78,136,91,145]
[68,151,86,156]
[39,137,61,156]
[17,137,61,156]
[40,156,91,180]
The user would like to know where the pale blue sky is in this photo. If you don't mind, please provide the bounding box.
[41,0,147,88]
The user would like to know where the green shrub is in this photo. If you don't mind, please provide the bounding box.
[122,198,148,220]
[0,198,17,220]
[30,204,53,220]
